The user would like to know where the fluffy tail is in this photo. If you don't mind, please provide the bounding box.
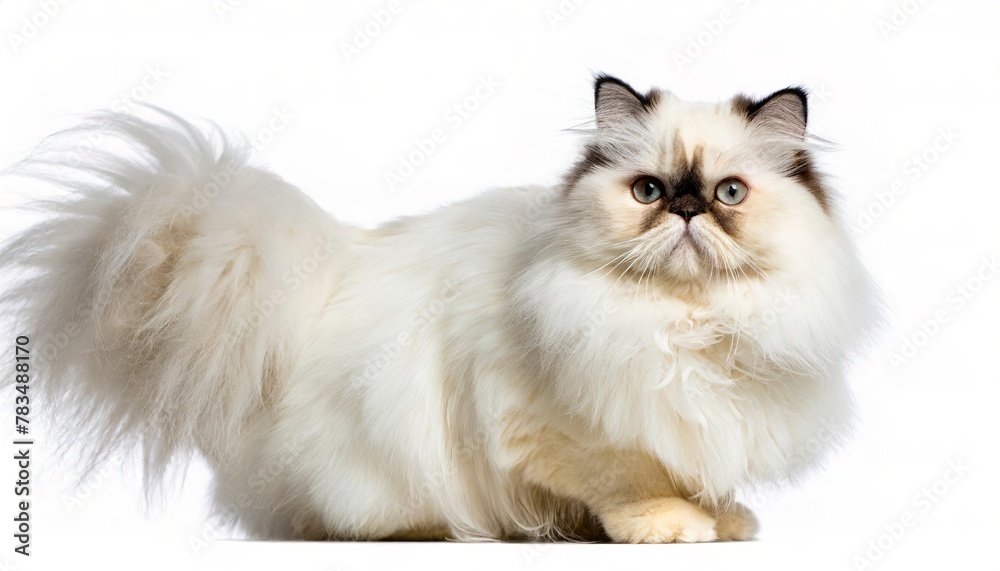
[0,107,347,490]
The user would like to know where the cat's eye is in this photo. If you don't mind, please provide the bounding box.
[715,178,749,205]
[631,176,665,204]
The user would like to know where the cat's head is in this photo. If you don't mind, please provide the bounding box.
[558,75,843,298]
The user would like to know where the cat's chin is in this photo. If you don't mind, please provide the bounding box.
[665,242,702,276]
[653,221,756,290]
[655,234,716,286]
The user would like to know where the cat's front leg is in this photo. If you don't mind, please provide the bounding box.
[597,497,757,543]
[597,497,718,543]
[507,423,757,543]
[711,501,759,541]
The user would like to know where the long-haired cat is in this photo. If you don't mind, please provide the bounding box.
[0,75,876,542]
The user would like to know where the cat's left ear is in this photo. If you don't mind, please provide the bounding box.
[737,87,808,138]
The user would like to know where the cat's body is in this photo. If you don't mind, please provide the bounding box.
[0,77,875,542]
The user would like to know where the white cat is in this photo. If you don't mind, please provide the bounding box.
[0,75,877,542]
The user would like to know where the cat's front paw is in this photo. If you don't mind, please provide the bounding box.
[713,502,758,541]
[600,497,719,543]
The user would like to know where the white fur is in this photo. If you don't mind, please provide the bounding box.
[0,92,877,541]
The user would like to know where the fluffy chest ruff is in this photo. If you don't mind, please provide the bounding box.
[505,260,854,503]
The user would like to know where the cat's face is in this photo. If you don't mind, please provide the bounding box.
[560,76,837,295]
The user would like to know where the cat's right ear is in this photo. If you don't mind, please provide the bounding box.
[594,74,656,129]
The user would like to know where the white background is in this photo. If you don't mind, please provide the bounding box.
[1,1,998,570]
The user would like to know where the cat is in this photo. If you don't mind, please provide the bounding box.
[0,74,877,542]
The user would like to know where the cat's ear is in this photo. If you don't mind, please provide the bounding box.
[736,87,808,138]
[594,74,656,129]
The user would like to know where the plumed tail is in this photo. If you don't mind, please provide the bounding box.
[0,106,347,492]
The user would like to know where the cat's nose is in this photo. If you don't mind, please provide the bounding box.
[669,194,706,222]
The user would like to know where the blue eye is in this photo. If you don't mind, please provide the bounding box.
[715,178,749,205]
[631,176,665,204]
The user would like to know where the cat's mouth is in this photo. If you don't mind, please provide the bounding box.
[655,221,721,280]
[632,217,734,282]
[666,224,702,255]
[660,230,701,271]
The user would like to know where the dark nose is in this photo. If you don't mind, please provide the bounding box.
[669,194,706,222]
